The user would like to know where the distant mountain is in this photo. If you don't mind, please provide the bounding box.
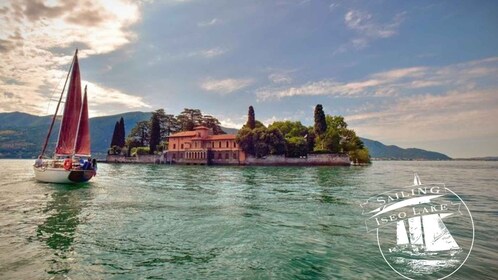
[360,138,451,160]
[0,111,451,160]
[0,111,151,159]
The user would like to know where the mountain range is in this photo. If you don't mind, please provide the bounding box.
[0,111,451,160]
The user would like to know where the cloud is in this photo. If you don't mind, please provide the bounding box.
[197,18,220,27]
[0,0,144,116]
[256,57,498,101]
[345,10,405,39]
[345,89,498,148]
[200,78,253,94]
[335,9,406,53]
[268,71,293,84]
[189,47,227,58]
[82,81,151,117]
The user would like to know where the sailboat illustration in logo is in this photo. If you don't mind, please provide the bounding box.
[392,174,461,255]
[362,174,474,278]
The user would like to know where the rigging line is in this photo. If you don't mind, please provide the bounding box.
[40,50,77,157]
[45,56,74,115]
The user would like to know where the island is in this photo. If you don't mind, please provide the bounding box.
[106,105,370,166]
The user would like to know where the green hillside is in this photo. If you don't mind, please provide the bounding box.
[0,111,151,159]
[360,138,451,160]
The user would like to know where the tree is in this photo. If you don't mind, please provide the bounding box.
[236,127,255,156]
[265,127,286,155]
[268,121,307,138]
[177,108,203,131]
[286,136,308,157]
[128,120,150,147]
[314,104,327,136]
[118,117,125,147]
[247,106,255,129]
[253,127,270,158]
[319,128,341,153]
[149,110,162,154]
[202,115,225,135]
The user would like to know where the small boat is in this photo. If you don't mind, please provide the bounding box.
[33,49,96,183]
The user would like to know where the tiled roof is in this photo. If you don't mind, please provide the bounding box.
[208,134,237,140]
[168,131,197,138]
[194,126,209,130]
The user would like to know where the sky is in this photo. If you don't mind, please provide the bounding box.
[0,0,497,158]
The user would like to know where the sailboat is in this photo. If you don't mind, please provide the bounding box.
[33,49,96,183]
[392,174,460,254]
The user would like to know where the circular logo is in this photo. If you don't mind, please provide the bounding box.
[361,175,474,280]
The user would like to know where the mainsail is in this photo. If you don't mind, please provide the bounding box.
[74,86,90,156]
[55,51,82,155]
[394,175,460,252]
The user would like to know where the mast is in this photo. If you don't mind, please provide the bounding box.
[40,50,77,157]
[55,49,83,156]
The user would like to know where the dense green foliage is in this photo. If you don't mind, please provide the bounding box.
[236,105,371,163]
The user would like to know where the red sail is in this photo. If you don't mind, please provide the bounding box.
[55,53,82,155]
[75,88,91,156]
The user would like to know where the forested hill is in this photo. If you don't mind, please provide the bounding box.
[0,111,451,160]
[0,111,151,159]
[360,138,451,160]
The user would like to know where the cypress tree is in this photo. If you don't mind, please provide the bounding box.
[149,113,161,154]
[314,104,327,136]
[118,117,125,147]
[247,105,255,129]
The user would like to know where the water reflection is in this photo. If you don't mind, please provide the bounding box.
[36,184,92,275]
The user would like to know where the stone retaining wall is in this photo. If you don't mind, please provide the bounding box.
[243,154,350,166]
[106,153,350,166]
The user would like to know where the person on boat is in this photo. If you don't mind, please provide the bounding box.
[34,155,43,167]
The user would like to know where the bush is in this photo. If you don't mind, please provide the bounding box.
[108,145,122,155]
[131,146,150,156]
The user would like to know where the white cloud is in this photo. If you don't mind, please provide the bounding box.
[345,10,405,39]
[197,18,220,27]
[189,47,227,58]
[200,78,253,94]
[336,9,406,52]
[0,0,145,117]
[268,72,293,84]
[346,89,498,147]
[256,57,498,101]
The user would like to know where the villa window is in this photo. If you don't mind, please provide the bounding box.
[173,144,176,149]
[233,153,237,159]
[181,144,184,149]
[226,141,229,148]
[218,153,222,159]
[233,142,237,148]
[218,142,221,148]
[225,153,229,159]
[172,154,176,159]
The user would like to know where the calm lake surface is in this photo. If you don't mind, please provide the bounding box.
[0,160,497,279]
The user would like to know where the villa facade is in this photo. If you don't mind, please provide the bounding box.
[165,126,246,165]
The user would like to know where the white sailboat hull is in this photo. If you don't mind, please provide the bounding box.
[33,166,94,184]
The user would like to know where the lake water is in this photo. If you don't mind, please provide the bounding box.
[0,159,497,279]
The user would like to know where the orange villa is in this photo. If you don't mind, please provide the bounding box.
[165,126,246,165]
